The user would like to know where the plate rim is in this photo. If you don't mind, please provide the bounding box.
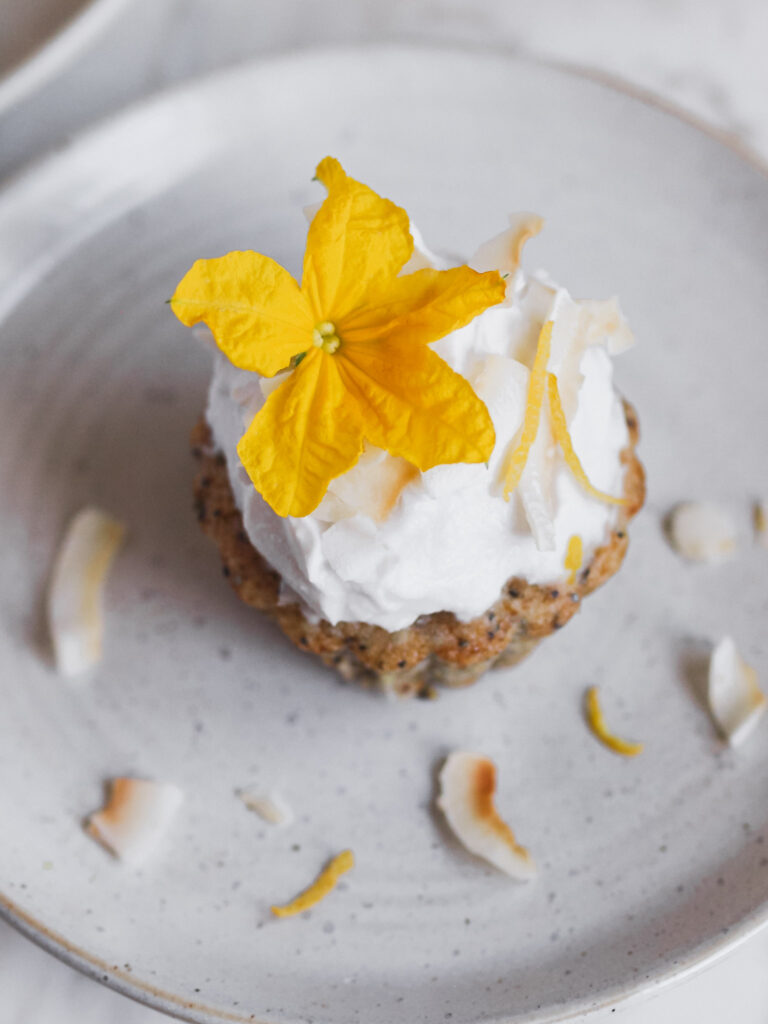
[0,0,130,117]
[2,40,768,1024]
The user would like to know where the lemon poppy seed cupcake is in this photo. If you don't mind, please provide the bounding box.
[173,158,645,697]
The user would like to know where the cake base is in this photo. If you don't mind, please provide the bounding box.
[191,404,645,697]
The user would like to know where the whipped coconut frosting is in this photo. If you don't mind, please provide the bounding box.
[204,215,634,631]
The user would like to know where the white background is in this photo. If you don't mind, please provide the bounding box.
[1,1,767,1021]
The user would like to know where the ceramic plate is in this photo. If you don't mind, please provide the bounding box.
[1,46,767,1024]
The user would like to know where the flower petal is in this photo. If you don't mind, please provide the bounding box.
[302,157,413,321]
[237,347,364,517]
[171,251,313,377]
[337,338,495,470]
[339,266,506,345]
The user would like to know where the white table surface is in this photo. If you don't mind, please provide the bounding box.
[1,1,767,1021]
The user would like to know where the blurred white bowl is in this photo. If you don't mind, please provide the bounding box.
[0,0,127,115]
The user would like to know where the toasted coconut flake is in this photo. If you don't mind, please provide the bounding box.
[271,850,355,918]
[545,291,633,421]
[437,752,536,880]
[238,788,294,826]
[585,687,643,757]
[503,321,552,500]
[577,297,635,355]
[547,374,628,506]
[472,355,528,479]
[86,778,183,866]
[471,213,545,276]
[667,501,737,562]
[754,500,768,548]
[565,535,583,583]
[47,508,126,677]
[325,445,419,523]
[518,431,556,551]
[708,637,766,746]
[515,350,557,552]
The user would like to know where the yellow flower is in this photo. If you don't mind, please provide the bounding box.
[171,157,505,517]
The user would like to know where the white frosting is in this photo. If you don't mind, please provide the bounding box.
[204,222,633,631]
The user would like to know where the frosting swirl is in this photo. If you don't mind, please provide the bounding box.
[205,219,633,630]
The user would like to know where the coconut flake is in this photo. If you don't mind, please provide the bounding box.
[192,324,216,349]
[437,751,535,880]
[321,445,419,523]
[256,370,289,402]
[401,222,451,273]
[518,431,557,551]
[708,636,766,746]
[472,355,528,480]
[238,788,294,826]
[470,212,544,276]
[547,290,633,423]
[667,501,738,562]
[86,778,183,866]
[577,297,635,355]
[47,508,126,677]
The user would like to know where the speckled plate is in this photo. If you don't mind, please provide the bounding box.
[1,45,767,1024]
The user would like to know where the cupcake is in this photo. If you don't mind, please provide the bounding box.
[172,158,644,697]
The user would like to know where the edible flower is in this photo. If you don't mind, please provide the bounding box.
[171,158,505,517]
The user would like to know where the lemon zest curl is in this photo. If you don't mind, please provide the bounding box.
[585,686,643,757]
[271,849,355,918]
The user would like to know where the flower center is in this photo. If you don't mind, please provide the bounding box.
[313,321,341,354]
